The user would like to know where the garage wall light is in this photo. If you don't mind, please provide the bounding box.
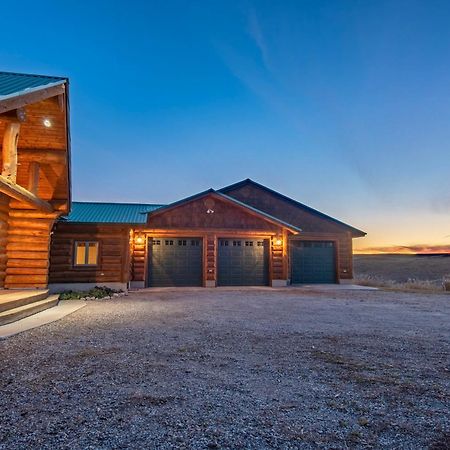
[135,234,145,244]
[275,237,283,246]
[43,118,52,128]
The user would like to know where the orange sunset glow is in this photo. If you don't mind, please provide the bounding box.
[351,212,450,254]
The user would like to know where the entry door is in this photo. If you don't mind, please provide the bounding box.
[217,238,269,286]
[148,238,203,287]
[290,241,336,284]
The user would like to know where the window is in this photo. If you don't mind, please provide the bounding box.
[74,241,99,266]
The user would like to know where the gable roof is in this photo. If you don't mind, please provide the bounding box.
[147,189,302,233]
[220,179,366,237]
[0,71,66,99]
[60,202,164,224]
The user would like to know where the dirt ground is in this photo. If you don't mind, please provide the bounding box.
[0,287,449,449]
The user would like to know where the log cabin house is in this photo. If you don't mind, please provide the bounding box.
[49,180,365,291]
[0,72,70,290]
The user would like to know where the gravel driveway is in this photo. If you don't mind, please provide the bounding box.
[0,287,449,449]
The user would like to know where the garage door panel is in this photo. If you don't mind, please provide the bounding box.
[218,239,269,286]
[291,241,336,284]
[148,238,203,287]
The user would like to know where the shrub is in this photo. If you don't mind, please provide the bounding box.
[58,286,123,300]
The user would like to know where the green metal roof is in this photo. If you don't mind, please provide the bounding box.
[0,71,66,98]
[61,202,164,224]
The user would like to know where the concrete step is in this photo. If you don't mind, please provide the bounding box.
[0,295,59,327]
[0,290,50,313]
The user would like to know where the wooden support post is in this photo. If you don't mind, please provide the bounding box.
[28,162,40,195]
[2,122,20,182]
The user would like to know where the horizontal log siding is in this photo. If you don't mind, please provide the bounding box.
[5,206,58,288]
[131,234,146,283]
[205,234,216,282]
[271,237,285,280]
[0,194,10,287]
[49,224,131,284]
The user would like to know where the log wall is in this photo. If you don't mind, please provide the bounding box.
[205,234,216,284]
[130,230,146,283]
[49,223,130,284]
[5,204,57,288]
[0,194,10,287]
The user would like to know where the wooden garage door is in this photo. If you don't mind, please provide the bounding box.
[290,241,336,284]
[148,238,203,287]
[217,238,269,286]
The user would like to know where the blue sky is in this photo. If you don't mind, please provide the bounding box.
[2,0,449,251]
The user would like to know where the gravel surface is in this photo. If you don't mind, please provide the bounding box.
[0,287,449,449]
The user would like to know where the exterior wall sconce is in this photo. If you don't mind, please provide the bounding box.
[206,209,215,214]
[43,118,52,128]
[135,234,145,244]
[275,237,283,246]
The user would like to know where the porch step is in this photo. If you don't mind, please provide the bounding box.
[0,290,50,313]
[0,295,59,327]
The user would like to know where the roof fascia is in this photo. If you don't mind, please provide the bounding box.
[0,80,66,113]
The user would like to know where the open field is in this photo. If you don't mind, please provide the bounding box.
[0,287,449,449]
[354,254,450,288]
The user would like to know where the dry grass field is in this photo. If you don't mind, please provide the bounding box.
[354,254,450,291]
